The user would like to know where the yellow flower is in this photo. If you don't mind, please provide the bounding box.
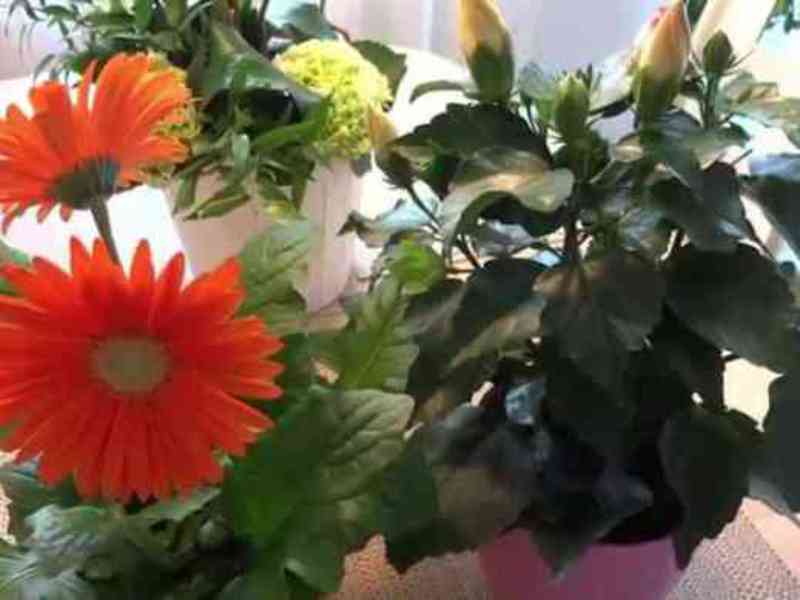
[275,40,392,160]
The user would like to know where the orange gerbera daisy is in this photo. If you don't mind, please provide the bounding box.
[0,239,284,502]
[0,53,191,230]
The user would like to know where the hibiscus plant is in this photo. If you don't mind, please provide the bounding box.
[1,0,800,599]
[348,0,800,578]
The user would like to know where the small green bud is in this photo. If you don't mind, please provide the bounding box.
[703,31,735,78]
[458,0,515,102]
[554,74,591,143]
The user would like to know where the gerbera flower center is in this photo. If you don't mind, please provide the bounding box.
[91,337,170,394]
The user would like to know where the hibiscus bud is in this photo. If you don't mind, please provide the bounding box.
[633,1,691,123]
[554,74,591,143]
[367,107,399,154]
[458,0,515,102]
[368,107,413,186]
[702,31,735,77]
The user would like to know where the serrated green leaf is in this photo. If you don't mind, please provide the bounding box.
[666,244,800,373]
[223,387,413,593]
[385,241,446,295]
[660,406,750,567]
[393,104,549,163]
[536,251,666,391]
[409,261,546,422]
[322,277,418,392]
[238,219,312,335]
[649,162,750,253]
[744,154,800,257]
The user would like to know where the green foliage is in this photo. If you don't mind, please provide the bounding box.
[222,386,414,596]
[238,219,313,336]
[320,276,418,393]
[743,154,800,257]
[666,245,800,373]
[536,251,666,392]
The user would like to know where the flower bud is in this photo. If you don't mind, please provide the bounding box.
[702,31,735,78]
[633,1,691,123]
[367,107,399,154]
[554,74,591,143]
[368,107,413,187]
[458,0,515,103]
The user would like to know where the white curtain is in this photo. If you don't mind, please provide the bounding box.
[328,0,663,70]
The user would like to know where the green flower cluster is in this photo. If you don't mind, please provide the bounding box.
[275,40,393,160]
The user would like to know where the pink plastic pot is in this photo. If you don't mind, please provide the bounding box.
[478,530,682,600]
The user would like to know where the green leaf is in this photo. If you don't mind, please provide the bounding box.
[268,1,337,40]
[613,112,747,190]
[721,72,800,148]
[751,375,800,516]
[202,20,320,109]
[522,468,652,576]
[352,41,408,99]
[660,406,750,567]
[666,244,800,373]
[408,261,546,422]
[386,405,541,571]
[250,101,330,154]
[133,0,153,30]
[393,104,549,162]
[409,80,470,103]
[321,277,418,392]
[442,149,573,254]
[744,154,800,257]
[651,312,725,410]
[0,240,29,296]
[134,488,219,526]
[0,542,95,600]
[0,462,80,540]
[385,241,446,295]
[238,219,313,336]
[223,387,414,593]
[649,162,751,253]
[536,251,666,391]
[340,197,438,248]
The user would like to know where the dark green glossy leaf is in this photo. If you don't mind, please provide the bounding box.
[408,261,546,422]
[666,244,800,373]
[133,0,153,30]
[744,154,800,257]
[660,406,750,567]
[393,104,549,162]
[386,405,540,571]
[352,41,408,99]
[442,149,572,253]
[536,251,666,391]
[269,1,336,40]
[650,162,750,253]
[202,20,320,109]
[650,312,725,410]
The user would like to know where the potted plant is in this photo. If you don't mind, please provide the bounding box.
[340,0,800,597]
[4,0,408,310]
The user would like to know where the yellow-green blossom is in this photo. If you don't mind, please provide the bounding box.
[275,40,392,160]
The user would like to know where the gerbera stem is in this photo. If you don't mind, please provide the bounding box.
[90,199,122,265]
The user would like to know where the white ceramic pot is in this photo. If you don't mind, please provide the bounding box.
[169,164,362,313]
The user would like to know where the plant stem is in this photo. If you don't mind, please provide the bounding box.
[405,185,441,229]
[90,199,121,265]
